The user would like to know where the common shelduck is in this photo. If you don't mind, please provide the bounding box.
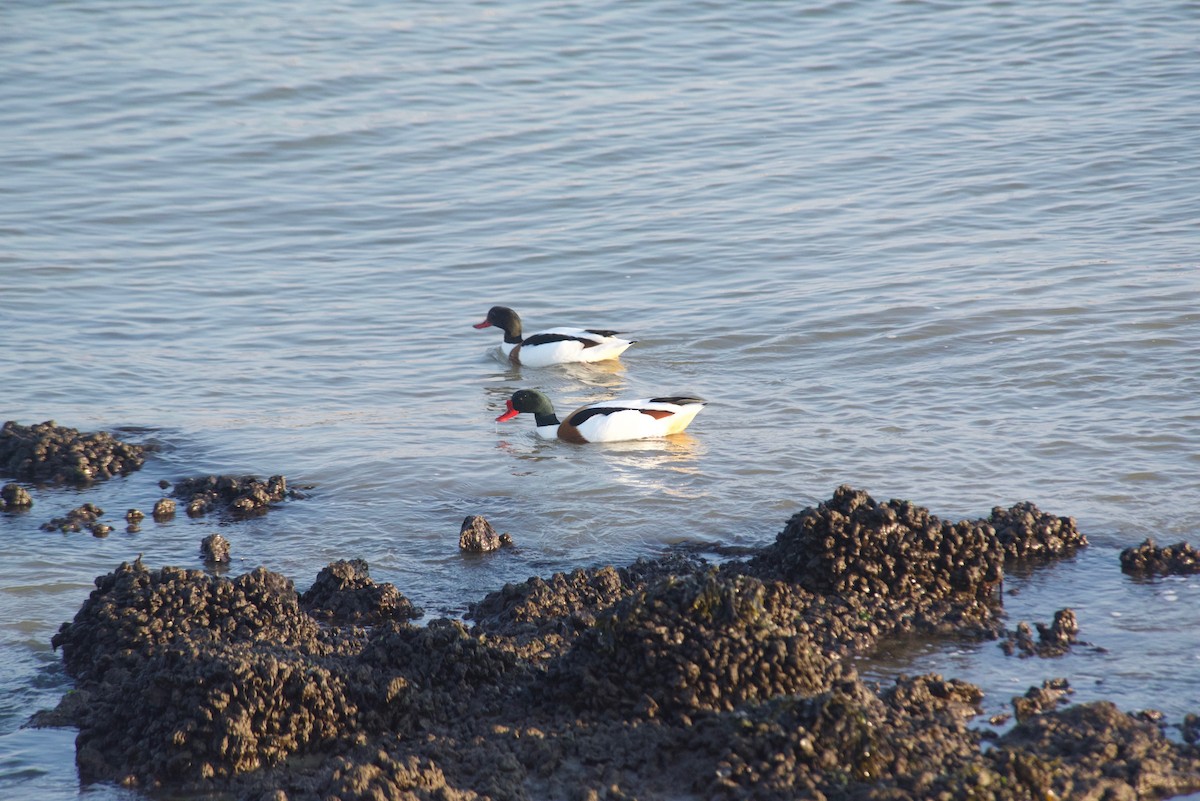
[473,306,635,367]
[496,389,706,443]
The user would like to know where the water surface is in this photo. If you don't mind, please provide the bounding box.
[2,1,1199,797]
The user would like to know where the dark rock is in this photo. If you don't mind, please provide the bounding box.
[0,420,145,484]
[1012,678,1073,722]
[458,515,512,552]
[201,533,231,563]
[1120,538,1200,577]
[299,559,423,626]
[1001,608,1079,657]
[1,482,33,510]
[547,570,839,717]
[976,701,1200,800]
[989,501,1087,560]
[152,498,176,521]
[125,509,145,524]
[40,503,104,533]
[41,488,1200,801]
[173,474,295,519]
[90,523,112,538]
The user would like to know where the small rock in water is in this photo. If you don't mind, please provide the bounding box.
[1119,538,1200,577]
[200,534,231,563]
[1012,678,1073,722]
[125,509,145,524]
[459,514,513,552]
[152,498,176,521]
[1,482,33,511]
[41,503,105,533]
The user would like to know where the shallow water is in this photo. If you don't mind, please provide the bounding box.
[3,0,1200,797]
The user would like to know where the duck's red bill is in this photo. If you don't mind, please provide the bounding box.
[473,320,492,329]
[494,398,518,422]
[495,400,519,422]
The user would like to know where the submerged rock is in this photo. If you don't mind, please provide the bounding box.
[1,482,33,510]
[40,503,105,534]
[1000,608,1081,657]
[174,474,295,518]
[0,420,145,484]
[1120,538,1200,577]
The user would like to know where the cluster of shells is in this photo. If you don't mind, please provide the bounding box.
[41,486,1200,801]
[0,420,145,484]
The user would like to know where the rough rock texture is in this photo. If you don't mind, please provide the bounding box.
[1011,678,1073,722]
[44,488,1200,801]
[299,559,424,626]
[152,498,176,521]
[1120,538,1200,576]
[201,533,231,563]
[458,514,513,552]
[1,482,33,510]
[40,503,105,534]
[989,500,1086,560]
[174,474,295,519]
[548,571,841,717]
[1000,608,1080,657]
[0,420,145,484]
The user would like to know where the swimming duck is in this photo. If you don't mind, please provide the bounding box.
[473,306,635,367]
[496,389,706,443]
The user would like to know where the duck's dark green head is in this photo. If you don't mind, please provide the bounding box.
[496,389,557,422]
[473,306,522,342]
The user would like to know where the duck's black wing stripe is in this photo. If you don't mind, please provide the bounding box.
[648,396,706,405]
[584,328,622,337]
[522,332,603,348]
[567,407,631,426]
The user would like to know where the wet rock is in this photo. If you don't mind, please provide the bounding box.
[43,488,1198,801]
[989,500,1086,560]
[1120,538,1200,576]
[40,503,104,533]
[173,474,295,519]
[458,515,513,552]
[90,523,112,538]
[299,559,423,626]
[1,482,33,510]
[201,533,231,563]
[1012,678,1073,722]
[467,560,667,652]
[0,420,145,484]
[152,498,176,521]
[548,571,839,716]
[126,509,145,524]
[1001,608,1080,657]
[974,701,1200,800]
[1181,713,1200,744]
[748,485,1004,600]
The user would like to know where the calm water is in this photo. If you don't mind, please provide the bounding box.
[3,0,1200,797]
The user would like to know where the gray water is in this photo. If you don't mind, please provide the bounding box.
[2,0,1199,797]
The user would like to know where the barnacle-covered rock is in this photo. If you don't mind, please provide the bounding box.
[0,420,144,484]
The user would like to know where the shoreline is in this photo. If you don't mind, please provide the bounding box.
[35,485,1200,800]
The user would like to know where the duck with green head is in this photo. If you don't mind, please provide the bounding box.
[496,389,705,443]
[473,306,635,367]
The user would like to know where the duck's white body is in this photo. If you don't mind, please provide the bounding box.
[498,390,706,443]
[474,306,635,367]
[500,328,635,368]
